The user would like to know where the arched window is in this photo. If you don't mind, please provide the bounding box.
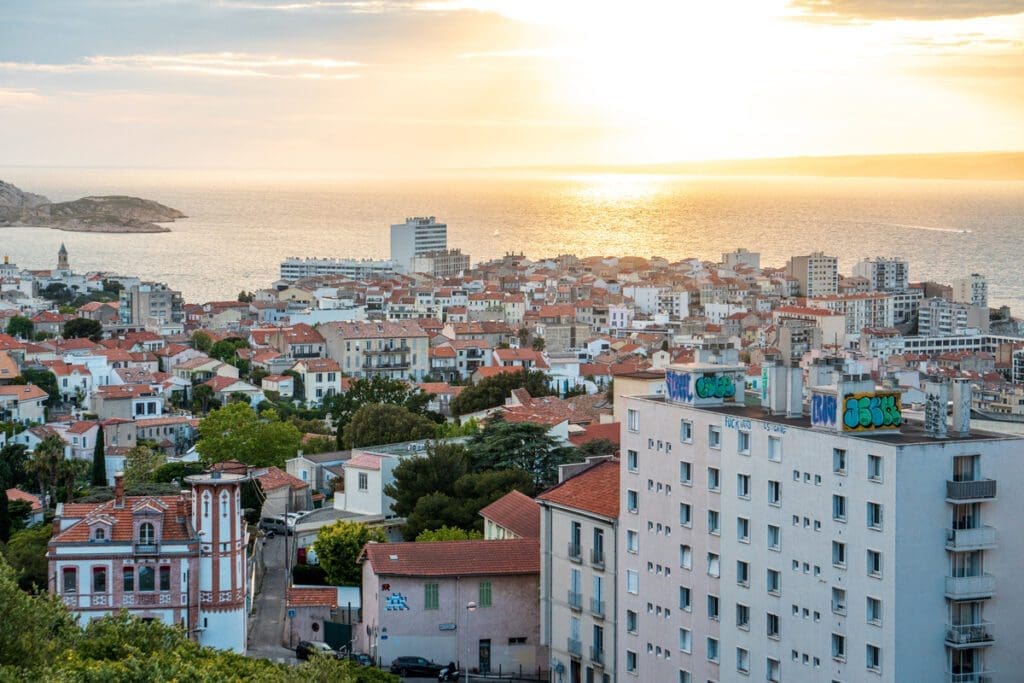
[203,492,212,518]
[94,527,105,541]
[139,522,155,544]
[221,491,229,518]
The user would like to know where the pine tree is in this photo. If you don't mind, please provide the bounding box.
[91,424,107,486]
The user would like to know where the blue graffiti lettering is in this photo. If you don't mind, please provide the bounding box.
[666,371,693,402]
[811,393,837,427]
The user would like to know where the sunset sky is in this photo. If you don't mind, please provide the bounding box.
[1,0,1022,172]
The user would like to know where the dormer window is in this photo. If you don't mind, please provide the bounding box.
[139,522,155,544]
[94,527,105,541]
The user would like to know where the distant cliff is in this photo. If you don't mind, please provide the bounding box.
[0,180,186,233]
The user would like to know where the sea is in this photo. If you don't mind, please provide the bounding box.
[1,168,1022,309]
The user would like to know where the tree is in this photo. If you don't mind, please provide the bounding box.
[0,490,10,545]
[341,403,438,449]
[302,435,337,454]
[402,468,533,540]
[191,330,213,353]
[210,336,249,363]
[196,402,302,468]
[14,367,59,408]
[385,442,471,518]
[26,434,65,508]
[415,526,483,542]
[91,424,107,486]
[449,369,555,416]
[324,376,432,446]
[123,445,166,486]
[0,443,30,490]
[149,461,205,484]
[531,336,546,351]
[62,317,103,342]
[3,524,53,591]
[577,437,618,457]
[0,555,76,672]
[5,315,33,339]
[468,419,578,488]
[237,290,255,303]
[191,383,217,415]
[313,520,385,586]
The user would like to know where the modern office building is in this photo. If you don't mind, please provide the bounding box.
[618,359,1023,683]
[786,252,839,298]
[409,248,471,278]
[390,216,448,271]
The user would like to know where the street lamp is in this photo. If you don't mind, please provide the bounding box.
[465,601,477,682]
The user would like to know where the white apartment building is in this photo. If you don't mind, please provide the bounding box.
[953,274,988,309]
[852,258,909,293]
[390,216,448,271]
[319,320,430,381]
[786,252,838,298]
[619,361,1024,683]
[807,293,895,336]
[722,248,761,271]
[919,298,989,337]
[278,257,401,281]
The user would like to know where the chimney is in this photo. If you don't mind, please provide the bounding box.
[787,366,803,418]
[114,472,125,508]
[768,364,788,415]
[924,381,949,439]
[950,378,972,437]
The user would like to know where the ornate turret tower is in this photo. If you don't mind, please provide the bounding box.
[57,243,69,271]
[185,471,249,653]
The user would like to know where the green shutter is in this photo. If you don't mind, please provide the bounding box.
[425,582,439,610]
[478,581,492,607]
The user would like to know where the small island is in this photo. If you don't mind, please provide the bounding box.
[0,179,185,233]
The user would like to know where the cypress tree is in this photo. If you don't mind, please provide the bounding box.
[0,490,10,545]
[91,424,107,486]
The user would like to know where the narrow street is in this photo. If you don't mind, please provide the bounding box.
[246,534,298,664]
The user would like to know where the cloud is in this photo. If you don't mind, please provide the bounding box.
[788,0,1024,22]
[0,88,44,105]
[458,48,557,59]
[0,53,363,79]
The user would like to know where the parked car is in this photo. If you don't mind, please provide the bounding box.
[259,516,289,535]
[295,640,342,660]
[348,652,373,666]
[390,656,444,677]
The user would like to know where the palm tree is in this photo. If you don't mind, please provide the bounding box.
[27,434,65,509]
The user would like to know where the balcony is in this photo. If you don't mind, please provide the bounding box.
[590,598,605,619]
[363,345,411,355]
[945,574,995,600]
[567,590,583,610]
[946,527,997,552]
[133,543,159,555]
[567,542,582,562]
[947,672,994,683]
[590,647,605,666]
[567,638,582,657]
[945,622,995,648]
[590,548,605,569]
[946,480,997,502]
[362,361,410,371]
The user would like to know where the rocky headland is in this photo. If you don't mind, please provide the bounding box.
[0,179,186,233]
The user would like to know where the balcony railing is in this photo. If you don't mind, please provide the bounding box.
[590,647,604,665]
[945,574,995,600]
[567,590,582,610]
[947,671,994,683]
[590,548,605,568]
[133,543,159,555]
[945,622,995,648]
[363,345,411,355]
[567,542,582,562]
[567,638,582,657]
[946,526,997,551]
[362,361,410,370]
[590,598,605,618]
[947,480,997,501]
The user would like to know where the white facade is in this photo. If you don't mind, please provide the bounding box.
[390,216,448,271]
[853,257,909,293]
[787,252,838,298]
[279,257,401,281]
[953,274,988,309]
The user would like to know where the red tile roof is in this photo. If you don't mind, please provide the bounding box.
[345,453,384,471]
[360,538,539,577]
[6,488,42,512]
[254,466,308,491]
[537,460,620,519]
[567,422,621,450]
[51,495,191,543]
[286,586,338,608]
[478,491,539,539]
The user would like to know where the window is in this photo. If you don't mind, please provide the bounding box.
[867,502,883,530]
[626,610,638,634]
[627,409,639,432]
[593,527,604,562]
[679,586,691,610]
[159,566,171,592]
[866,597,882,624]
[707,595,719,620]
[708,426,721,449]
[866,644,881,672]
[424,582,439,610]
[768,437,782,462]
[868,454,883,481]
[833,448,847,474]
[792,469,800,481]
[627,450,639,472]
[737,647,750,674]
[737,560,750,586]
[832,495,847,522]
[94,527,106,541]
[766,568,781,594]
[832,541,846,567]
[627,530,639,553]
[138,566,155,592]
[138,522,155,544]
[92,567,106,593]
[831,633,846,660]
[707,467,720,491]
[767,524,780,550]
[767,657,781,683]
[867,550,882,577]
[62,567,77,593]
[767,612,780,638]
[737,517,750,543]
[707,510,720,535]
[737,474,750,498]
[736,603,750,629]
[627,490,638,513]
[123,567,134,592]
[679,671,690,683]
[679,461,692,484]
[832,587,846,614]
[680,544,692,569]
[479,581,492,607]
[706,638,719,663]
[680,420,692,443]
[707,553,720,577]
[679,628,692,653]
[626,570,639,594]
[738,431,750,454]
[768,480,781,506]
[679,503,692,527]
[626,650,638,674]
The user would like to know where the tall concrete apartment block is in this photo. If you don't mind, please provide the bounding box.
[786,252,838,298]
[853,257,909,293]
[953,274,988,309]
[619,359,1024,683]
[119,281,184,326]
[390,216,447,271]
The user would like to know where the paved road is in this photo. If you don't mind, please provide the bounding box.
[247,534,298,663]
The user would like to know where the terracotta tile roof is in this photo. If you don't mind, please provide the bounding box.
[430,346,457,358]
[567,422,621,450]
[537,460,620,519]
[6,488,42,512]
[286,586,338,608]
[0,384,48,400]
[345,453,384,471]
[478,491,539,539]
[254,466,308,491]
[326,320,428,339]
[293,358,341,373]
[95,384,157,399]
[360,538,539,577]
[67,420,99,434]
[416,382,463,397]
[51,495,192,543]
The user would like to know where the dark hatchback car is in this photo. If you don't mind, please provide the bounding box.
[348,652,373,666]
[296,640,342,660]
[390,656,443,677]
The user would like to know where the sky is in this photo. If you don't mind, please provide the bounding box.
[1,0,1023,172]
